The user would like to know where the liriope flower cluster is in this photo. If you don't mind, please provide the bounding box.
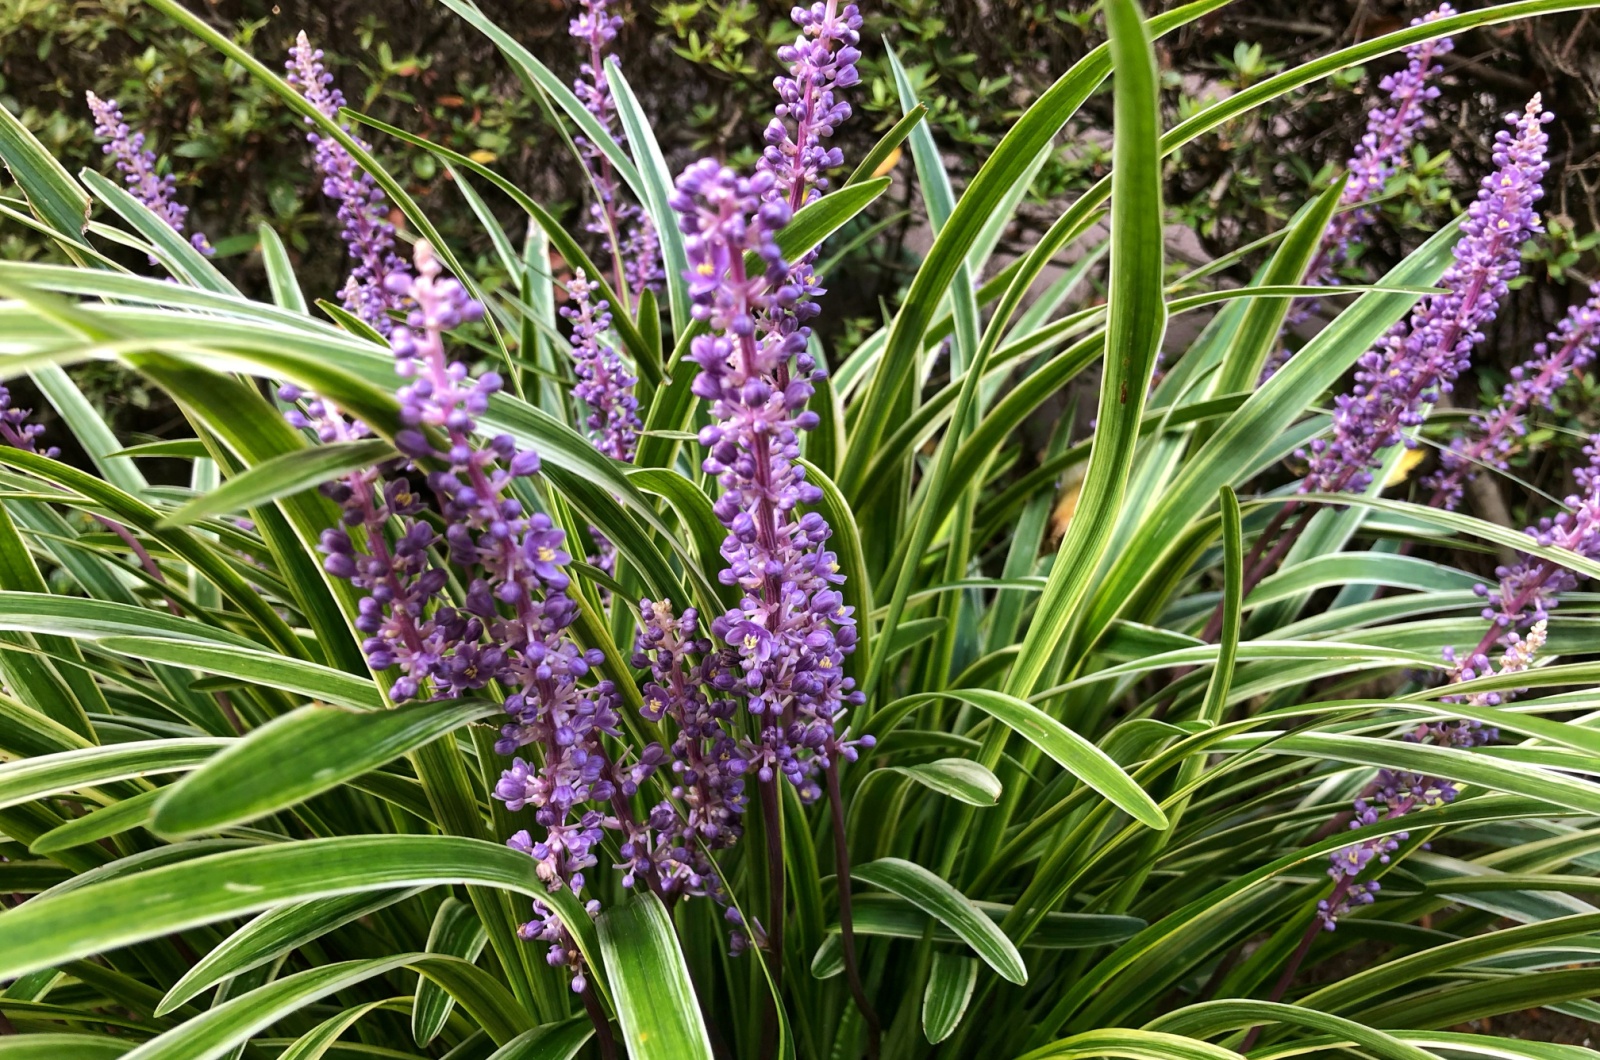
[281,235,764,990]
[1318,622,1542,929]
[627,599,750,937]
[1272,97,1561,943]
[669,1,870,809]
[1314,7,1454,284]
[1300,96,1552,497]
[277,243,615,992]
[0,385,55,457]
[85,93,213,256]
[281,1,873,989]
[673,162,867,803]
[759,0,863,211]
[563,270,640,464]
[1264,6,1452,379]
[1471,438,1600,657]
[286,32,407,332]
[1426,284,1600,509]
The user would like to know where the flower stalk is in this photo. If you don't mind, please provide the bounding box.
[1213,96,1553,639]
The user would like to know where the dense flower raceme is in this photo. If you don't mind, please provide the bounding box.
[752,0,863,373]
[1300,96,1552,497]
[285,242,751,987]
[85,93,213,256]
[1425,284,1600,509]
[629,599,750,933]
[569,0,662,299]
[1466,438,1600,665]
[563,269,641,463]
[673,160,869,804]
[562,267,641,574]
[1263,7,1452,380]
[286,32,407,332]
[1314,7,1455,285]
[759,0,864,213]
[656,3,868,808]
[1317,622,1543,929]
[1322,444,1600,928]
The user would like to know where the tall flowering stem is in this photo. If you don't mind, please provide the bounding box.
[1213,96,1553,643]
[1265,10,1452,379]
[85,93,213,256]
[570,0,661,304]
[673,156,874,1049]
[1313,6,1454,284]
[563,267,643,576]
[286,32,406,332]
[630,600,750,922]
[292,243,750,1036]
[736,6,876,1043]
[387,246,635,992]
[759,1,862,215]
[299,243,616,987]
[1301,97,1550,499]
[1425,284,1600,509]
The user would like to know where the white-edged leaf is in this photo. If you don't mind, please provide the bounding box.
[852,858,1027,984]
[923,952,978,1043]
[160,439,394,527]
[596,893,714,1060]
[891,759,1002,806]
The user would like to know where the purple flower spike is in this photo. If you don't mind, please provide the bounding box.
[569,0,662,299]
[1427,283,1600,509]
[291,236,762,981]
[1321,6,1455,279]
[286,31,406,332]
[1265,6,1453,379]
[563,269,641,463]
[299,239,641,990]
[759,0,864,213]
[627,598,747,935]
[1476,438,1600,642]
[1301,95,1552,498]
[1318,622,1541,930]
[85,93,213,256]
[672,158,869,804]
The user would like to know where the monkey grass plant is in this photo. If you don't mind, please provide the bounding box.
[4,1,1600,1058]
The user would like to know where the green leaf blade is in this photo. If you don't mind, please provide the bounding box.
[852,858,1027,985]
[596,894,714,1060]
